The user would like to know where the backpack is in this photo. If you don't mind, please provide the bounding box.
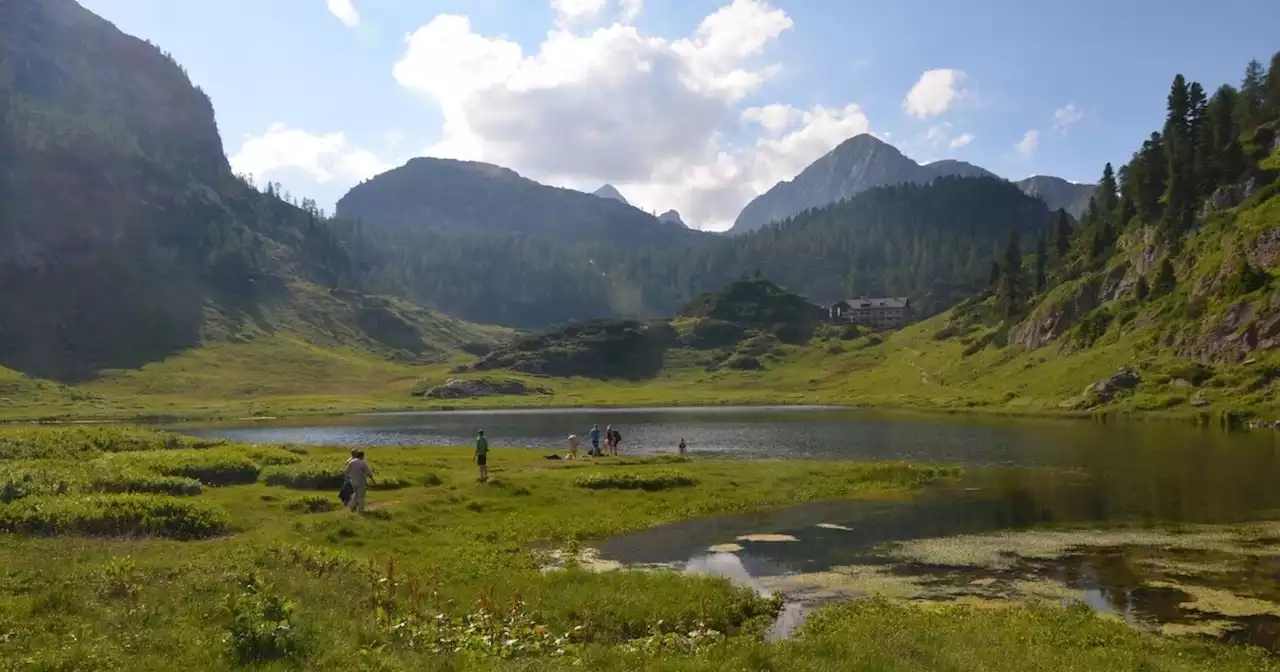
[338,480,353,505]
[613,430,622,444]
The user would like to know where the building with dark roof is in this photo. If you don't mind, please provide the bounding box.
[828,297,912,330]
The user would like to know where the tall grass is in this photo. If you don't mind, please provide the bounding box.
[573,471,698,491]
[0,427,221,461]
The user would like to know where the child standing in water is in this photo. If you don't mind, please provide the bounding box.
[678,438,687,455]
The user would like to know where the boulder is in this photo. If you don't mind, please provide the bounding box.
[417,377,548,399]
[1086,367,1141,403]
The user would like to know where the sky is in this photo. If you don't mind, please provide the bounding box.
[79,0,1278,231]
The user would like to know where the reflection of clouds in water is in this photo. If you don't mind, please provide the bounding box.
[685,552,769,595]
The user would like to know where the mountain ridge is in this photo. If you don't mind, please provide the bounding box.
[730,134,1094,234]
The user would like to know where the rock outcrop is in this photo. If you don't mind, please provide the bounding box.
[415,377,549,399]
[1009,280,1100,349]
[1085,367,1141,404]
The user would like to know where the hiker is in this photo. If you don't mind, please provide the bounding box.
[678,438,687,455]
[343,449,373,512]
[607,426,622,456]
[604,425,615,456]
[588,424,601,457]
[475,429,490,482]
[568,434,581,459]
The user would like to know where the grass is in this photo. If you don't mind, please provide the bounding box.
[1,427,1277,669]
[573,470,698,491]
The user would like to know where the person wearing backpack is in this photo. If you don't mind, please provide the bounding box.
[608,426,622,456]
[343,450,374,512]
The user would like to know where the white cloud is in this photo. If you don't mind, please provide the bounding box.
[229,123,389,185]
[552,0,607,24]
[903,69,967,119]
[327,0,359,27]
[620,0,644,22]
[392,0,814,230]
[1014,129,1039,157]
[1052,103,1083,134]
[949,132,974,149]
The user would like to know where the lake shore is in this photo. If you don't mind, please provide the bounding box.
[2,425,1278,669]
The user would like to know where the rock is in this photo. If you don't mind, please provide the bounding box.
[1249,228,1280,270]
[1099,263,1132,302]
[1170,378,1194,389]
[1087,367,1141,403]
[1009,279,1099,349]
[417,377,548,399]
[1192,399,1211,408]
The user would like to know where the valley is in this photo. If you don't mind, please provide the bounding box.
[2,0,1280,669]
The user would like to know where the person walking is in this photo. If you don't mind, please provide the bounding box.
[343,450,374,512]
[475,429,490,482]
[588,424,601,457]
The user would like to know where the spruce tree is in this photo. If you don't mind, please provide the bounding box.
[1153,258,1177,295]
[1119,196,1137,229]
[988,261,1001,289]
[1266,51,1280,119]
[1034,232,1047,293]
[1135,275,1150,301]
[1239,59,1266,125]
[1054,209,1073,259]
[1133,133,1167,223]
[995,229,1025,317]
[1162,75,1195,238]
[1207,85,1245,188]
[1098,163,1119,214]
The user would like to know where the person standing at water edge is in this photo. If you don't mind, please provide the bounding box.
[678,438,687,455]
[344,450,373,512]
[589,424,601,457]
[475,430,490,482]
[568,434,580,460]
[608,426,622,456]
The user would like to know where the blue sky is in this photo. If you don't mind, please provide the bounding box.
[79,0,1278,230]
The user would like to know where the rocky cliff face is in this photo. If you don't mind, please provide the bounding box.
[1014,176,1096,218]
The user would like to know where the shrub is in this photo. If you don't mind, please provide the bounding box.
[685,319,746,349]
[87,471,203,497]
[286,495,339,514]
[771,321,813,345]
[0,427,219,461]
[0,466,74,503]
[227,573,309,664]
[262,464,410,491]
[127,451,260,486]
[725,355,763,371]
[573,471,698,491]
[0,494,231,539]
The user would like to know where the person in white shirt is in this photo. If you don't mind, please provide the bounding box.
[343,450,374,512]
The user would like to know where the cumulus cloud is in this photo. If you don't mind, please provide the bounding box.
[552,0,606,24]
[391,0,819,229]
[1014,129,1039,157]
[903,69,967,119]
[327,0,359,27]
[619,0,643,21]
[949,132,974,149]
[1052,103,1083,134]
[229,124,389,184]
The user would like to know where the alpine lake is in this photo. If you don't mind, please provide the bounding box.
[181,406,1280,652]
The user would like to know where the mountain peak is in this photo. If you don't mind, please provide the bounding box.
[658,209,686,227]
[1014,176,1097,217]
[594,184,629,205]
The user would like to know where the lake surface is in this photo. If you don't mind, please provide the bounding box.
[185,407,1280,650]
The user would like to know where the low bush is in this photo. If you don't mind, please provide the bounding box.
[125,450,260,486]
[262,463,411,491]
[573,471,698,491]
[227,573,309,664]
[285,495,340,514]
[0,427,220,461]
[87,471,203,497]
[0,466,74,503]
[0,494,231,539]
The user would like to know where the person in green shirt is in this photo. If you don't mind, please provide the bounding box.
[475,429,490,482]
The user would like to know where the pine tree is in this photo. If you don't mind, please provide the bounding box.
[1135,275,1150,301]
[1053,209,1073,259]
[995,229,1025,317]
[988,261,1001,289]
[1119,196,1137,229]
[1162,75,1195,238]
[1131,133,1167,223]
[1153,258,1177,295]
[1266,51,1280,120]
[1098,163,1119,214]
[1206,85,1245,189]
[1034,232,1047,293]
[1239,59,1266,125]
